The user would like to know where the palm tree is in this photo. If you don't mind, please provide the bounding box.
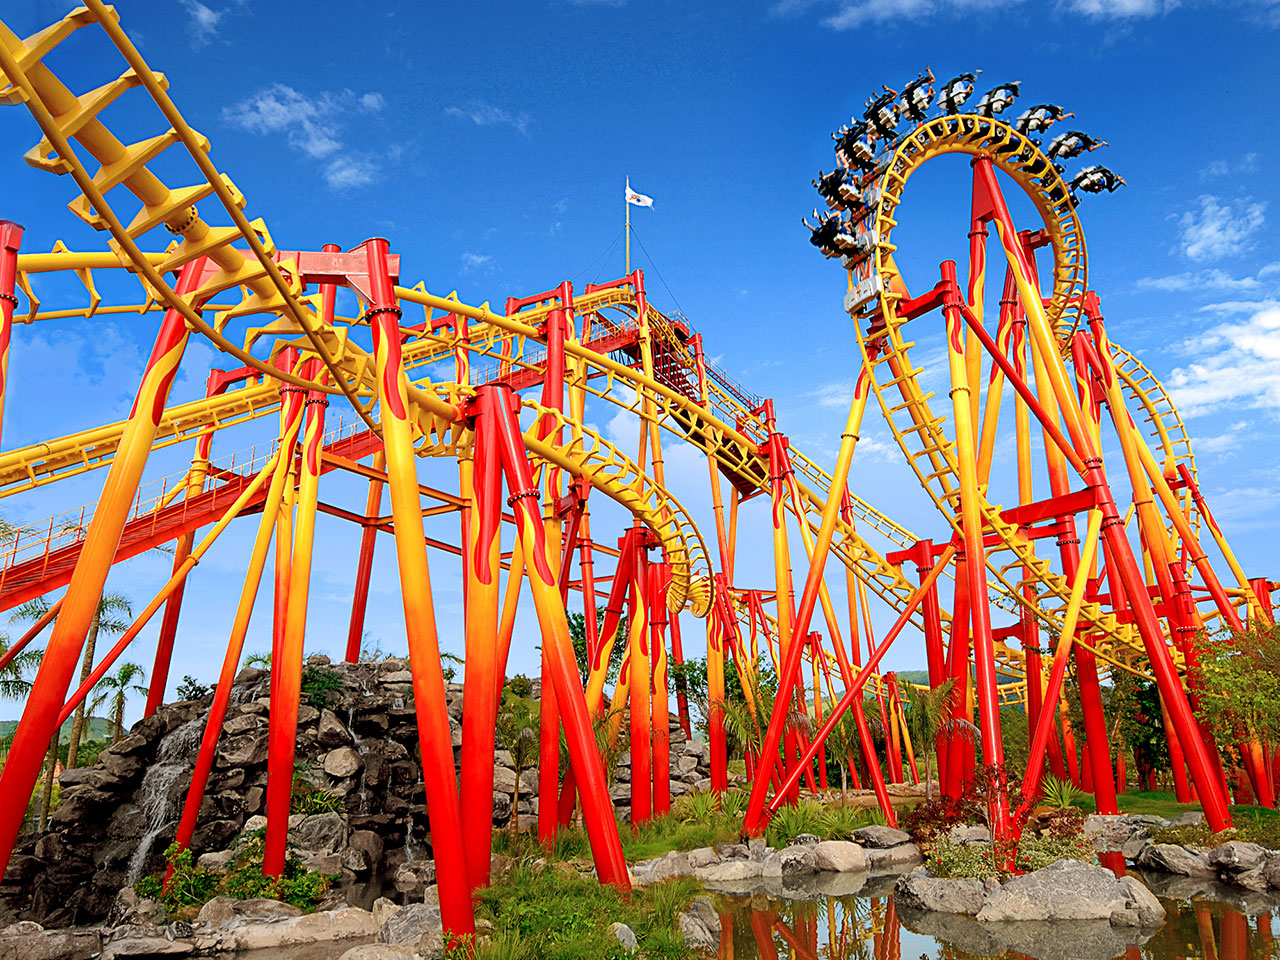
[902,679,956,800]
[496,690,539,833]
[0,634,42,702]
[90,661,149,742]
[70,593,131,767]
[821,697,864,800]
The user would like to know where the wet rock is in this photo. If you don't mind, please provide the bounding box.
[196,896,304,930]
[215,734,267,768]
[687,846,718,868]
[215,906,378,952]
[1209,841,1267,873]
[324,746,364,778]
[632,850,692,884]
[894,871,986,915]
[677,896,721,951]
[1138,842,1215,877]
[854,825,912,848]
[293,812,348,856]
[867,842,924,870]
[318,710,352,747]
[977,860,1164,927]
[338,947,416,960]
[695,859,763,883]
[378,901,442,945]
[812,840,867,873]
[0,924,101,960]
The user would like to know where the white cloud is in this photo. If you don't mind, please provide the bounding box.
[324,156,378,189]
[1202,153,1261,178]
[445,100,533,137]
[1165,301,1280,417]
[771,0,1023,27]
[807,380,856,409]
[181,0,223,47]
[1178,195,1267,261]
[224,84,390,188]
[1062,0,1177,16]
[460,252,497,274]
[1136,262,1280,293]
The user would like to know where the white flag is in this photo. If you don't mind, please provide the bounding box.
[626,185,654,208]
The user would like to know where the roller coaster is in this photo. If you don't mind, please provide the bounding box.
[0,6,1272,943]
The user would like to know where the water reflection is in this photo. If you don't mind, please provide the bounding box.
[714,878,1280,959]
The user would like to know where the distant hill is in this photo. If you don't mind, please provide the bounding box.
[0,716,113,741]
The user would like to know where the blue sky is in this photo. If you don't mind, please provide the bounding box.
[2,0,1279,726]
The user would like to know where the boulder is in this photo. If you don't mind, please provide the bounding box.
[1116,876,1167,927]
[1138,842,1215,877]
[610,922,639,954]
[677,896,721,951]
[763,844,817,877]
[0,926,101,960]
[1209,841,1267,874]
[854,825,912,848]
[216,734,267,768]
[1265,852,1280,888]
[950,824,991,844]
[292,812,348,856]
[318,710,352,747]
[378,902,442,945]
[216,907,379,952]
[894,872,986,915]
[100,932,195,957]
[324,747,364,779]
[812,840,867,873]
[338,947,416,960]
[976,859,1164,927]
[695,859,763,882]
[633,850,692,884]
[196,897,304,930]
[867,842,924,870]
[687,847,719,868]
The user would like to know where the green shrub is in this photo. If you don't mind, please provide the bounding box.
[134,831,334,914]
[925,838,1000,879]
[292,782,343,815]
[819,804,867,840]
[766,799,825,848]
[1015,831,1095,871]
[672,789,717,825]
[133,843,221,911]
[300,665,345,710]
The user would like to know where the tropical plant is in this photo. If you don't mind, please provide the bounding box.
[1040,774,1084,810]
[176,675,212,701]
[766,798,825,848]
[902,678,955,799]
[299,664,345,710]
[672,788,718,825]
[89,661,148,742]
[245,651,272,669]
[496,689,539,833]
[0,634,42,702]
[819,803,867,841]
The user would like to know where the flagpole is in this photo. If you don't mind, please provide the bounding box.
[625,176,631,275]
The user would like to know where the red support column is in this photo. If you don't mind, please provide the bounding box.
[0,221,22,448]
[650,561,672,816]
[363,237,474,937]
[345,451,386,663]
[483,383,629,888]
[0,257,207,879]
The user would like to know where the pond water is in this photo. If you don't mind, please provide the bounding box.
[714,872,1280,959]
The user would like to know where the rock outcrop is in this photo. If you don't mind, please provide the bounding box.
[2,655,711,927]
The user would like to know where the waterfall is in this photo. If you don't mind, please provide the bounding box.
[126,716,205,882]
